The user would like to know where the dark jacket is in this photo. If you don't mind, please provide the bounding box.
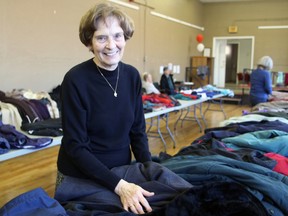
[160,74,176,95]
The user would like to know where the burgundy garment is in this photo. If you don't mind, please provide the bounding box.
[29,99,51,120]
[285,73,288,86]
[0,91,39,123]
[142,93,176,107]
[244,73,250,82]
[21,99,42,121]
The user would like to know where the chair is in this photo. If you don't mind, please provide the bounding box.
[237,69,251,84]
[153,82,160,90]
[153,82,166,94]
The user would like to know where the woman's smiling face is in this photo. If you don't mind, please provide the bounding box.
[90,16,126,70]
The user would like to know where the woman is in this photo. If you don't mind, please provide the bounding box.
[142,72,160,94]
[249,56,273,106]
[55,3,193,215]
[56,3,154,214]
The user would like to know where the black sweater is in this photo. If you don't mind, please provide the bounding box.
[57,59,151,190]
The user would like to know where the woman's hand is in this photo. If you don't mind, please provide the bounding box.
[115,179,154,214]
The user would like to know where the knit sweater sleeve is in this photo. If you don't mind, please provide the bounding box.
[58,62,121,191]
[129,70,152,163]
[58,60,153,191]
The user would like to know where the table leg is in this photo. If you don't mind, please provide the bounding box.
[174,105,202,133]
[174,109,184,132]
[204,99,227,119]
[198,103,207,129]
[193,105,203,132]
[163,113,176,148]
[156,115,167,151]
[146,113,177,151]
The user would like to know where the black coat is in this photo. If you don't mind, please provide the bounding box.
[160,74,175,95]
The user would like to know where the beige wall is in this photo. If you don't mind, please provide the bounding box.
[142,0,204,83]
[0,0,287,92]
[203,0,288,72]
[0,0,203,92]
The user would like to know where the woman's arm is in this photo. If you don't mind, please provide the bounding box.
[129,72,152,163]
[59,71,121,191]
[264,71,272,94]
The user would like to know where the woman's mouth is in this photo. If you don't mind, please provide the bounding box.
[105,50,119,56]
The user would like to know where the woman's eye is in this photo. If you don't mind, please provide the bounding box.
[96,36,108,43]
[114,33,124,41]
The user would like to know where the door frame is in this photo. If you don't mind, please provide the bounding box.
[212,36,255,87]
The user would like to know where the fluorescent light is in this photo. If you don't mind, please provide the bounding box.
[150,11,204,31]
[108,0,139,10]
[258,25,288,29]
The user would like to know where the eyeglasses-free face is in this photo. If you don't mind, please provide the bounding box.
[90,16,126,71]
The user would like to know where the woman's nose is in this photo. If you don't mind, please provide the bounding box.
[105,37,116,49]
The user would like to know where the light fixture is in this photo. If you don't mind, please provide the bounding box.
[108,0,139,10]
[150,11,204,31]
[258,25,288,29]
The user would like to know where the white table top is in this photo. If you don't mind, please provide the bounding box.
[144,93,223,117]
[183,82,194,85]
[1,94,224,162]
[0,136,62,162]
[144,106,175,119]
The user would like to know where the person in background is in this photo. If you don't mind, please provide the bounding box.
[55,3,154,214]
[249,56,273,106]
[142,72,160,94]
[160,67,177,95]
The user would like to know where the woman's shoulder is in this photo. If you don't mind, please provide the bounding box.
[61,59,95,87]
[64,59,94,78]
[251,68,267,76]
[120,62,138,72]
[69,59,94,73]
[254,68,270,74]
[119,62,141,81]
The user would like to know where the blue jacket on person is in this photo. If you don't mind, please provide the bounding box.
[249,68,272,106]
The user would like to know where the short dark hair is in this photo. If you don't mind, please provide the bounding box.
[163,67,168,72]
[79,3,135,47]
